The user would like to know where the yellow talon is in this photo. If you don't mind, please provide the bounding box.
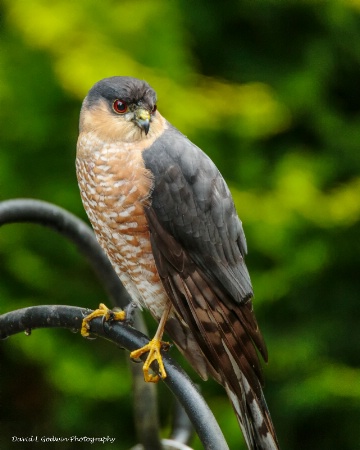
[81,303,126,337]
[82,302,172,383]
[130,338,169,383]
[130,304,172,383]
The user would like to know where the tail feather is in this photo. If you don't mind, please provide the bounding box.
[225,374,279,450]
[165,272,280,449]
[162,269,280,449]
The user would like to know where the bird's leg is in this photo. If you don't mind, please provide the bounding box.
[81,303,126,337]
[130,304,172,383]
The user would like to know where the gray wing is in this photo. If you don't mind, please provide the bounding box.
[142,122,268,369]
[143,124,252,304]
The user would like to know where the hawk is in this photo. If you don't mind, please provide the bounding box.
[76,76,279,450]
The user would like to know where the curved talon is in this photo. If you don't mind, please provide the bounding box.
[130,338,169,383]
[81,303,126,337]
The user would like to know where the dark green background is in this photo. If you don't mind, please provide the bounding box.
[1,1,360,449]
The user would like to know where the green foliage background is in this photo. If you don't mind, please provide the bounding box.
[0,0,360,449]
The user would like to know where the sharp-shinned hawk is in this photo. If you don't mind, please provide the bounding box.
[76,76,279,450]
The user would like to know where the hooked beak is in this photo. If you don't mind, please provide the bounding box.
[134,108,151,135]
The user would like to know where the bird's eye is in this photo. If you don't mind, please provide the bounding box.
[113,99,128,114]
[151,104,157,114]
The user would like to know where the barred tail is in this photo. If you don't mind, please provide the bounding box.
[225,375,279,450]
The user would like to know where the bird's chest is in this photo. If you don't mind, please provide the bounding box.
[76,140,168,315]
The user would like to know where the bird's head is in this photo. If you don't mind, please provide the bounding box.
[79,77,164,143]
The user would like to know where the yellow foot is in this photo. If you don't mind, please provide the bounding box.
[81,303,126,337]
[130,338,170,383]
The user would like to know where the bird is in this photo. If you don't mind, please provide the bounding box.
[76,76,279,450]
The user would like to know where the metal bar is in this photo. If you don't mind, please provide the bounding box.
[0,305,229,450]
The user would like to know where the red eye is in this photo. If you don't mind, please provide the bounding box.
[113,99,128,114]
[151,104,157,114]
